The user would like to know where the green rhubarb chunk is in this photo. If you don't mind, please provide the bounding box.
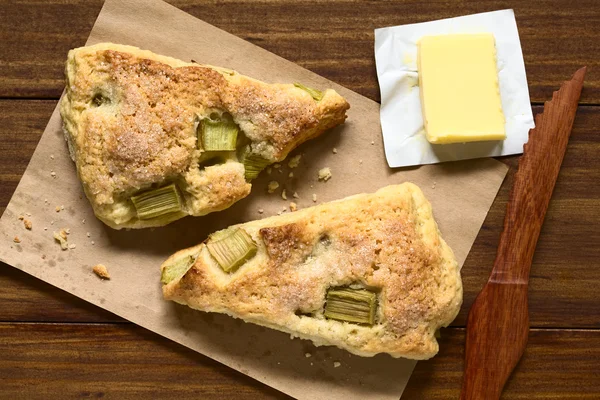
[207,228,257,273]
[324,287,377,325]
[161,255,196,284]
[131,184,182,220]
[199,118,238,151]
[294,83,324,101]
[239,145,271,181]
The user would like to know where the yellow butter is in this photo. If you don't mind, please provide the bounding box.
[418,34,506,144]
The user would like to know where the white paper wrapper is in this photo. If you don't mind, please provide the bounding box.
[374,9,535,168]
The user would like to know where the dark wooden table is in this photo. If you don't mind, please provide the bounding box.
[1,1,599,398]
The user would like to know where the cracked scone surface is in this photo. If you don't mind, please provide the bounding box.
[60,43,349,229]
[162,183,462,359]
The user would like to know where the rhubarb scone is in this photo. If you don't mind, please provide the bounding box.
[60,43,349,229]
[161,183,462,359]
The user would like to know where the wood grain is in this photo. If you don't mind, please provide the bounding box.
[0,0,599,398]
[1,324,598,399]
[461,68,585,399]
[0,0,598,103]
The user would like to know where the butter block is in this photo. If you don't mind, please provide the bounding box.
[418,34,506,144]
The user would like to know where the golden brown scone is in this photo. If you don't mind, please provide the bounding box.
[161,183,462,359]
[60,43,349,229]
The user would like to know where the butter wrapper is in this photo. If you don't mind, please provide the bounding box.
[374,9,535,168]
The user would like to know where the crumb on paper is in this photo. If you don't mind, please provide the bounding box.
[50,171,56,178]
[68,244,76,250]
[26,212,31,217]
[333,361,341,368]
[288,172,294,178]
[64,228,70,235]
[258,208,264,214]
[282,206,287,211]
[281,189,287,200]
[332,148,338,154]
[44,227,47,231]
[18,215,24,221]
[53,230,68,250]
[61,205,65,211]
[290,202,297,212]
[44,199,48,204]
[312,193,317,202]
[13,236,21,244]
[93,264,111,280]
[292,192,299,199]
[50,220,55,225]
[86,232,91,238]
[91,241,95,245]
[55,206,61,213]
[82,219,86,224]
[266,167,272,175]
[431,181,437,189]
[371,141,375,145]
[318,167,332,182]
[267,181,279,193]
[50,154,54,160]
[288,154,302,169]
[305,353,312,358]
[277,210,283,216]
[359,159,363,164]
[23,219,32,230]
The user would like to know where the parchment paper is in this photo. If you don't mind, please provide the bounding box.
[0,0,508,399]
[375,9,535,168]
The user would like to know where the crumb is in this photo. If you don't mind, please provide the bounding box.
[312,193,317,202]
[267,181,280,193]
[86,232,91,238]
[13,236,21,244]
[282,206,287,211]
[305,353,312,358]
[288,172,294,178]
[359,159,363,164]
[53,230,68,250]
[258,208,264,214]
[18,215,24,221]
[290,202,297,212]
[293,192,299,199]
[61,205,65,210]
[50,171,56,178]
[333,361,341,368]
[281,189,287,200]
[310,184,314,188]
[82,219,86,224]
[431,181,437,189]
[318,167,332,182]
[91,241,95,245]
[371,141,375,145]
[50,154,54,160]
[92,264,111,280]
[23,219,32,230]
[274,163,281,169]
[310,362,313,366]
[50,220,55,225]
[288,154,302,169]
[68,244,76,250]
[64,228,70,235]
[266,167,272,175]
[41,254,46,260]
[44,199,48,204]
[26,212,31,216]
[55,206,61,213]
[332,148,338,154]
[277,210,283,216]
[43,227,47,231]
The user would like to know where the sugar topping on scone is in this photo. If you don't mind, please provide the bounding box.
[161,183,462,359]
[60,43,349,229]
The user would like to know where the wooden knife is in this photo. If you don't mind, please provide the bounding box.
[460,67,586,400]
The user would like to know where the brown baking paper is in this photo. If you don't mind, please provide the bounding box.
[0,0,508,398]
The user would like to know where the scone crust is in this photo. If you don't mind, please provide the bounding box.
[162,183,462,359]
[60,43,349,229]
